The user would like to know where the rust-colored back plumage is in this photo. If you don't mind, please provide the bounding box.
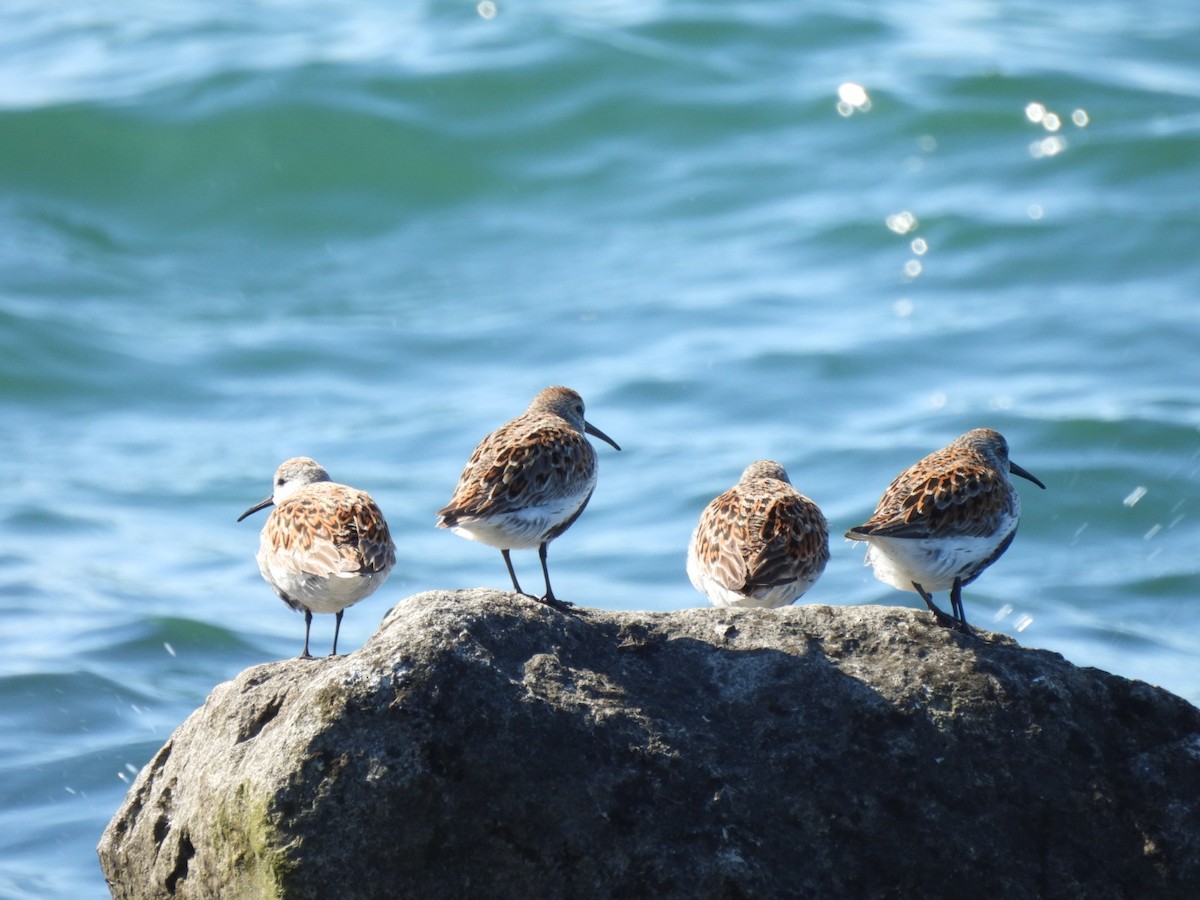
[270,482,396,576]
[849,447,1010,540]
[688,460,829,607]
[437,417,596,524]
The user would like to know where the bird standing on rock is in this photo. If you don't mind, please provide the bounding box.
[436,386,621,611]
[687,460,830,608]
[845,428,1045,632]
[239,457,396,658]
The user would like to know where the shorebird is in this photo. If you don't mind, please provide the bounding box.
[238,457,396,657]
[687,460,830,608]
[436,386,620,611]
[845,428,1045,632]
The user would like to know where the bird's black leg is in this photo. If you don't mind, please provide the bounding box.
[537,542,572,611]
[949,577,972,633]
[913,582,957,629]
[501,549,529,596]
[330,609,344,657]
[299,609,314,659]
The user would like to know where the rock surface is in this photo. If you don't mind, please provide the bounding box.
[99,589,1200,899]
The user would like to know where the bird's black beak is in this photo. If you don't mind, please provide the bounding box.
[1009,461,1046,490]
[237,496,275,522]
[584,420,621,452]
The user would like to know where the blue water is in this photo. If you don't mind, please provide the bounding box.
[2,1,1199,895]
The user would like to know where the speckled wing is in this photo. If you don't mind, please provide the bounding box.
[742,492,830,589]
[848,450,1008,540]
[696,486,828,593]
[438,419,596,522]
[268,485,396,576]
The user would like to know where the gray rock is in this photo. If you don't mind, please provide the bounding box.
[98,589,1200,899]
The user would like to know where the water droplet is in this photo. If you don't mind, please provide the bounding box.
[1123,486,1148,507]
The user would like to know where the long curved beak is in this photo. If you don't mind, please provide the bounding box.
[237,496,275,522]
[584,420,621,452]
[1009,461,1046,490]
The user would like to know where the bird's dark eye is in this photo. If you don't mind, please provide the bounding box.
[276,478,286,486]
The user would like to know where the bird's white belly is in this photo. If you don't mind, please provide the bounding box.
[258,554,390,614]
[451,494,588,550]
[686,551,818,609]
[861,532,1012,593]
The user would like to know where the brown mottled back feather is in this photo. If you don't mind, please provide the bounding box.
[850,452,1008,540]
[270,483,396,576]
[438,417,596,523]
[693,471,829,593]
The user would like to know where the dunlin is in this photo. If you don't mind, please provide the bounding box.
[238,457,396,658]
[687,460,830,608]
[845,428,1045,632]
[436,386,621,611]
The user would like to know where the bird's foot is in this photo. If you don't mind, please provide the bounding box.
[927,608,959,630]
[538,593,575,613]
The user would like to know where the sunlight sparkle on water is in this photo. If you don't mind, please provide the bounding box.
[476,1,497,19]
[1030,136,1067,158]
[1025,101,1088,158]
[886,211,918,235]
[836,82,871,116]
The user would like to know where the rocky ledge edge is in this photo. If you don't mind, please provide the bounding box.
[98,589,1200,899]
